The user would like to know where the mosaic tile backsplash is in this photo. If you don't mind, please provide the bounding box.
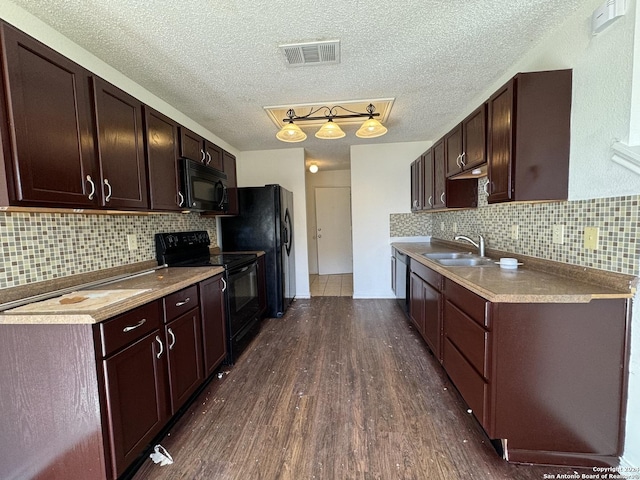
[0,212,218,289]
[391,178,640,276]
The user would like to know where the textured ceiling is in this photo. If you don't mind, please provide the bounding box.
[8,0,584,170]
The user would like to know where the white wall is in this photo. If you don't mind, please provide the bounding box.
[236,148,310,298]
[305,170,352,274]
[0,2,238,156]
[350,141,431,298]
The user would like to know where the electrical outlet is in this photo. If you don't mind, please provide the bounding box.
[584,226,599,250]
[452,222,457,233]
[127,234,138,251]
[511,225,519,240]
[552,224,565,244]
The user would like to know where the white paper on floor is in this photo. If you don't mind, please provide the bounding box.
[150,444,174,466]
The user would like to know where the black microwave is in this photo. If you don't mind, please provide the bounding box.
[180,158,228,212]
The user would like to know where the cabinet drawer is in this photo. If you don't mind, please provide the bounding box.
[443,337,488,428]
[444,300,489,377]
[411,260,441,290]
[99,301,161,357]
[164,285,199,322]
[443,279,488,327]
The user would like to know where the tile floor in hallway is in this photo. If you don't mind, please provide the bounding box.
[309,273,353,297]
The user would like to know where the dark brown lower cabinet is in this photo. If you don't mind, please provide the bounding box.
[442,277,630,467]
[103,330,168,477]
[409,259,443,361]
[165,308,204,413]
[199,274,228,377]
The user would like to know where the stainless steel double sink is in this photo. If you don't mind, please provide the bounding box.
[422,251,495,267]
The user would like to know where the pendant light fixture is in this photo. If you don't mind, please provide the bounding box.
[274,103,387,142]
[275,110,307,142]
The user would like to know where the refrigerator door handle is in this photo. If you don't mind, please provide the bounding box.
[284,208,293,256]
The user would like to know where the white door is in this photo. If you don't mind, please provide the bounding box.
[315,187,353,274]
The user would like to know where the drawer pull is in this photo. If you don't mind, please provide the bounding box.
[175,297,191,307]
[168,328,176,350]
[122,318,146,333]
[221,277,227,292]
[155,335,164,358]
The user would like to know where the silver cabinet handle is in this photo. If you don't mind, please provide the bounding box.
[168,328,176,350]
[155,335,164,358]
[412,199,418,208]
[86,175,96,200]
[177,191,184,207]
[440,192,445,204]
[175,297,190,307]
[484,181,491,195]
[206,152,212,165]
[122,318,146,332]
[460,152,466,167]
[103,179,112,202]
[221,277,227,292]
[428,195,433,207]
[456,154,462,168]
[200,149,206,163]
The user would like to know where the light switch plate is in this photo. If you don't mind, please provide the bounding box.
[552,224,565,244]
[452,222,457,233]
[511,225,519,240]
[127,234,138,251]
[584,226,599,250]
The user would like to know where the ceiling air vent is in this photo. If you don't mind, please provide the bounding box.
[279,40,340,67]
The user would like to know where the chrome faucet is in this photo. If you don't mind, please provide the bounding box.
[454,234,486,257]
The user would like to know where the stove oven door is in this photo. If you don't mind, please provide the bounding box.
[226,260,260,341]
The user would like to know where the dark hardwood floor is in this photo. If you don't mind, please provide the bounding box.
[132,298,595,479]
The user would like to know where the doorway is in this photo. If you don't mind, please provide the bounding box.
[314,187,353,275]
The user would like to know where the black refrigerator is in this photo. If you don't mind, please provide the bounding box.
[220,185,295,318]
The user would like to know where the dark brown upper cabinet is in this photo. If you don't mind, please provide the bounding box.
[91,77,148,209]
[432,140,446,209]
[487,70,572,203]
[423,149,435,210]
[179,127,223,171]
[410,155,424,212]
[222,150,239,215]
[144,106,183,211]
[0,22,99,207]
[446,105,487,178]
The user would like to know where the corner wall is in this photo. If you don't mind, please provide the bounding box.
[350,141,431,298]
[235,148,310,298]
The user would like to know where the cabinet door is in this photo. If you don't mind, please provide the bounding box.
[92,78,148,209]
[445,124,463,177]
[462,104,486,171]
[410,157,423,211]
[423,150,434,210]
[0,23,98,207]
[165,308,204,414]
[144,107,182,211]
[409,271,425,335]
[199,275,228,377]
[103,331,168,478]
[487,80,514,203]
[422,280,442,361]
[179,127,204,163]
[204,142,223,171]
[223,150,239,215]
[433,140,446,209]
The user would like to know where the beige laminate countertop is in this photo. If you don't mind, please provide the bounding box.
[0,265,224,325]
[393,241,636,303]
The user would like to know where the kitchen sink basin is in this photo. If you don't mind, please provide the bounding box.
[422,251,474,260]
[422,251,494,267]
[435,257,495,267]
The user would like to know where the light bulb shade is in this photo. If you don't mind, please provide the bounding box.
[309,164,319,173]
[276,122,307,142]
[355,117,388,138]
[315,119,346,139]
